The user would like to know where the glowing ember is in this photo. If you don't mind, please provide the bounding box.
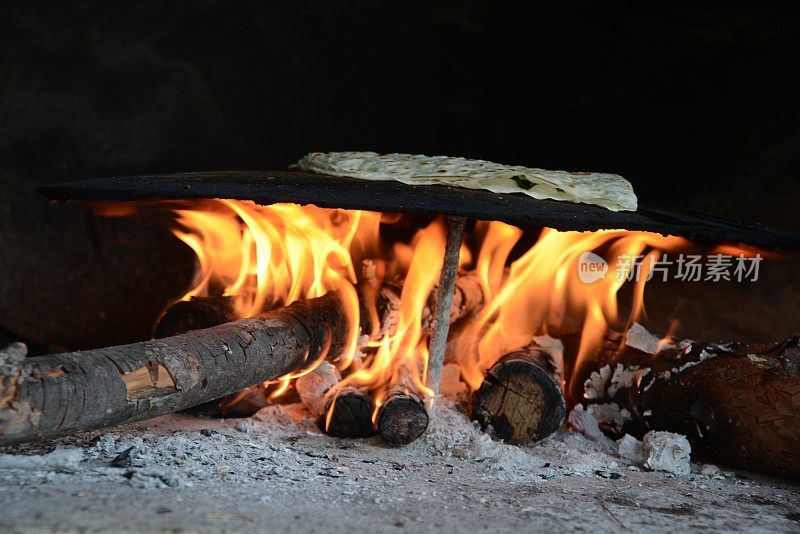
[169,200,694,422]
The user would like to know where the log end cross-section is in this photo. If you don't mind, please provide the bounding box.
[471,350,566,445]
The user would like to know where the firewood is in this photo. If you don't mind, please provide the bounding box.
[154,295,298,419]
[296,361,341,416]
[573,331,800,479]
[377,387,429,447]
[322,388,375,438]
[151,264,474,426]
[471,346,566,445]
[0,291,353,446]
[374,270,486,341]
[422,271,485,331]
[153,295,237,339]
[153,295,247,418]
[425,216,467,412]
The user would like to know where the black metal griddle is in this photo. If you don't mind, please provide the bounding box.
[38,170,800,250]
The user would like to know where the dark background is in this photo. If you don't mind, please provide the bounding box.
[2,3,799,350]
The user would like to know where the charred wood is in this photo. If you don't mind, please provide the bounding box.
[573,332,800,479]
[322,388,375,438]
[153,295,238,339]
[377,388,429,447]
[153,295,249,417]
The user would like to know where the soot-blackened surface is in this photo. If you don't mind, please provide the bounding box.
[39,171,800,250]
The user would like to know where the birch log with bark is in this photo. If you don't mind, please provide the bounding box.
[0,291,352,446]
[153,295,238,339]
[153,295,246,417]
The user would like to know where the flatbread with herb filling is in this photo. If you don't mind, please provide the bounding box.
[296,152,637,212]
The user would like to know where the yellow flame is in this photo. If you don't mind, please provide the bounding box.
[172,201,381,401]
[330,219,445,421]
[169,201,698,416]
[452,226,689,394]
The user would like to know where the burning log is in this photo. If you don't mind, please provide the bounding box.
[323,388,375,438]
[377,387,429,447]
[471,344,566,445]
[296,361,342,417]
[155,295,277,418]
[153,295,237,339]
[374,364,430,446]
[153,295,248,417]
[574,328,800,479]
[371,270,487,342]
[0,291,353,446]
[422,270,485,330]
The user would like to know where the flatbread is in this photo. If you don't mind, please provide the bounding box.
[296,152,637,212]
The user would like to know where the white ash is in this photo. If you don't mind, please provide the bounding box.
[677,348,717,373]
[420,400,544,478]
[643,368,680,389]
[0,342,27,373]
[0,447,83,471]
[1,401,798,531]
[587,403,632,432]
[421,401,619,478]
[295,361,341,416]
[642,431,692,476]
[700,464,720,477]
[625,322,663,354]
[617,434,644,464]
[677,361,698,373]
[584,362,651,400]
[251,403,316,433]
[748,354,769,364]
[710,342,735,353]
[583,364,612,400]
[0,367,795,530]
[567,404,604,442]
[697,348,716,363]
[1,401,626,491]
[606,363,650,397]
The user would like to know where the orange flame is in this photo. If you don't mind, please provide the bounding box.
[171,201,380,395]
[327,219,445,424]
[452,226,689,396]
[173,200,380,318]
[168,201,697,418]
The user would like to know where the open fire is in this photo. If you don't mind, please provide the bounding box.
[168,200,699,431]
[2,193,798,480]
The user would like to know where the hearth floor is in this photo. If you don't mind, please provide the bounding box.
[1,400,798,533]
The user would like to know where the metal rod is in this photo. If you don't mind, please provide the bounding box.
[425,215,467,416]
